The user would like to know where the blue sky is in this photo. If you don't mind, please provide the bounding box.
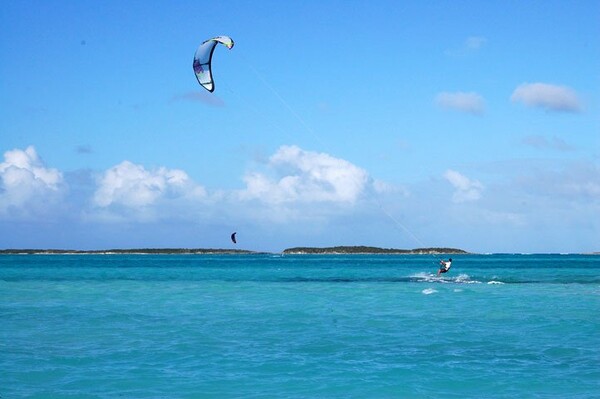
[1,0,599,253]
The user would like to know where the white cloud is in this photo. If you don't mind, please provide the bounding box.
[93,161,205,209]
[239,145,369,204]
[435,92,485,115]
[87,148,385,225]
[465,36,486,50]
[372,179,403,195]
[511,83,581,112]
[3,145,598,253]
[443,169,484,203]
[0,146,65,216]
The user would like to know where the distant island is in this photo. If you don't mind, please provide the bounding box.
[0,248,259,255]
[0,246,469,255]
[282,246,468,255]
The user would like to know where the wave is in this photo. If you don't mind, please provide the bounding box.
[277,273,484,284]
[2,274,598,285]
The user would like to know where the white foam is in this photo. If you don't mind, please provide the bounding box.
[454,274,481,284]
[487,281,504,285]
[411,272,482,284]
[411,272,434,279]
[410,272,437,283]
[422,288,437,295]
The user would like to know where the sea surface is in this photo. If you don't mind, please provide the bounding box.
[1,253,599,398]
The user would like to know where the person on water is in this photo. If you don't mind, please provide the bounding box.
[437,258,452,275]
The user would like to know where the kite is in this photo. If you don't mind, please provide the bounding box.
[231,232,237,244]
[193,36,234,92]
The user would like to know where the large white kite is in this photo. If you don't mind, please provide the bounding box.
[193,36,234,92]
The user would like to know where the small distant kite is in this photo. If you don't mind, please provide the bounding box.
[193,35,234,92]
[230,232,237,244]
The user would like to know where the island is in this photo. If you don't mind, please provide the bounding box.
[0,246,469,255]
[282,246,469,255]
[0,248,260,255]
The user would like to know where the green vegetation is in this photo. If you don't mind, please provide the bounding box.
[282,246,468,254]
[0,248,259,255]
[0,246,468,255]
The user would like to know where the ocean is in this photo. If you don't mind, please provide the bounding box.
[1,253,599,398]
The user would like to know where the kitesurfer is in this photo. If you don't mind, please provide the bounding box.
[437,258,452,275]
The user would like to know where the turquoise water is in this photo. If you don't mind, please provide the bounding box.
[1,254,599,398]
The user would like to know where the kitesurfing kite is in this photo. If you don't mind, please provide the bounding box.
[193,36,234,92]
[231,232,237,244]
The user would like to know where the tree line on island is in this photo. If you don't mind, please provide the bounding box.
[0,248,256,255]
[0,246,468,255]
[281,246,468,254]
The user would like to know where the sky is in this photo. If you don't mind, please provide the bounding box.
[1,0,599,253]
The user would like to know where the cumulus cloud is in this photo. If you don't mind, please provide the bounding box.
[239,145,369,204]
[435,91,485,115]
[511,83,581,112]
[443,169,484,203]
[93,161,206,209]
[0,146,65,216]
[372,179,404,195]
[85,147,386,225]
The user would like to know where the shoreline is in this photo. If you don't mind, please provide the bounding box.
[0,246,467,256]
[0,247,597,255]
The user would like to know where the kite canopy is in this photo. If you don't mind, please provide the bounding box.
[193,36,234,92]
[231,232,237,244]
